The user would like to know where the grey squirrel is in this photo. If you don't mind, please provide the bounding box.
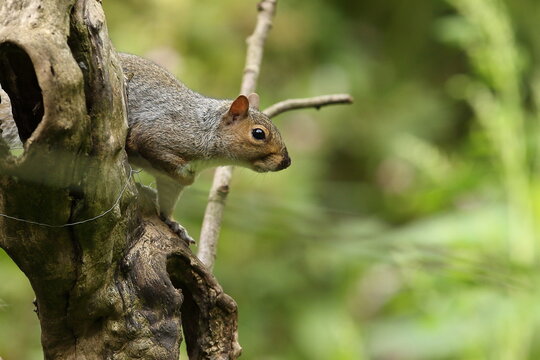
[0,53,291,244]
[121,53,290,243]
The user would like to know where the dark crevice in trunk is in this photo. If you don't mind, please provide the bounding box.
[179,288,201,359]
[0,42,43,143]
[167,249,241,359]
[167,255,202,359]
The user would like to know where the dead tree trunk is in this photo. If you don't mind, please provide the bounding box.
[0,1,240,359]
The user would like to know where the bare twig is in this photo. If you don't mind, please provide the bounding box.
[198,0,277,269]
[197,166,233,269]
[263,94,353,118]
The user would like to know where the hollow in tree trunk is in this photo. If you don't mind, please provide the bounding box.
[0,1,240,359]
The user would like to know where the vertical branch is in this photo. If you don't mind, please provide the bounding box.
[198,0,277,269]
[240,0,276,95]
[197,168,233,269]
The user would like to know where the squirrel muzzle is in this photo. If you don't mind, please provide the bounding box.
[252,149,291,172]
[276,151,291,171]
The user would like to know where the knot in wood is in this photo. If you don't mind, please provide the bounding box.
[217,185,229,196]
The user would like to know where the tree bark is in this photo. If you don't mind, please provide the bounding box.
[0,1,240,359]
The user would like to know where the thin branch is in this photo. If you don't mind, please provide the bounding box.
[198,0,277,269]
[263,94,353,118]
[197,167,233,269]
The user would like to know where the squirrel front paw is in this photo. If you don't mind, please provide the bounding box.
[160,214,196,245]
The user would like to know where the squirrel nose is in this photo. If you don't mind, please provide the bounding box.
[277,153,291,170]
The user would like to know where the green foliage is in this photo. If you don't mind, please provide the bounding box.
[3,0,540,359]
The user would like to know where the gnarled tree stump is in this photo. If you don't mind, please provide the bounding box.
[0,1,240,359]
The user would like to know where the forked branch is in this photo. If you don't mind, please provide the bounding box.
[198,0,277,269]
[197,0,353,270]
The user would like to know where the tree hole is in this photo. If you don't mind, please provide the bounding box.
[167,256,202,358]
[0,42,44,145]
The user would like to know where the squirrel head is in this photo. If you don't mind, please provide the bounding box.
[218,94,290,172]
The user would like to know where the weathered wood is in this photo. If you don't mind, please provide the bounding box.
[0,0,240,358]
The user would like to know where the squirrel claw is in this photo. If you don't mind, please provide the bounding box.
[160,214,196,246]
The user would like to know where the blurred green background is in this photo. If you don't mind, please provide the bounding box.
[3,0,540,358]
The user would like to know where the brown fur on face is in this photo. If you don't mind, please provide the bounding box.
[219,95,290,172]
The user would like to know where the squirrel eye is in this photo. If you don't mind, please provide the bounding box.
[252,128,266,140]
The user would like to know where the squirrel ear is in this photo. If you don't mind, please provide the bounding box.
[227,95,250,122]
[247,93,260,109]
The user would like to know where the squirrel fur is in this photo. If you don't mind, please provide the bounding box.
[0,53,290,243]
